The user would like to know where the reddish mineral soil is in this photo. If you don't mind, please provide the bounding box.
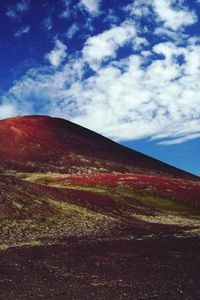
[0,115,200,300]
[0,115,198,178]
[50,173,200,208]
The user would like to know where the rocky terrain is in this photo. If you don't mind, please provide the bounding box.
[0,115,200,299]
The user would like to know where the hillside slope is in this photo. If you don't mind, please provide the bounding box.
[1,115,200,299]
[1,172,200,300]
[0,174,119,249]
[0,115,198,179]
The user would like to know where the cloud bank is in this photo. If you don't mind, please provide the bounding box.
[1,0,200,145]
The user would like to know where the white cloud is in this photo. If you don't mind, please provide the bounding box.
[103,9,119,24]
[42,17,53,31]
[4,35,200,144]
[66,23,79,39]
[46,40,67,68]
[83,23,136,69]
[133,37,149,51]
[125,0,197,31]
[124,0,152,18]
[79,0,101,15]
[60,0,77,19]
[159,133,200,145]
[15,25,30,37]
[74,42,200,143]
[153,0,197,30]
[154,27,187,43]
[0,104,16,119]
[6,0,30,21]
[2,0,200,145]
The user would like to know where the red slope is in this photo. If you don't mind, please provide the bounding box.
[0,174,117,216]
[0,115,198,179]
[53,173,200,208]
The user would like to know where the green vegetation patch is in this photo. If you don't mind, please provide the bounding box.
[34,177,50,185]
[114,185,200,217]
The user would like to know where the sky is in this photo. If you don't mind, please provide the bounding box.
[0,0,200,176]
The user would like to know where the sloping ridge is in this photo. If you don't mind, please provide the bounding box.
[0,115,198,179]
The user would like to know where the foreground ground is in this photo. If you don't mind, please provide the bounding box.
[1,172,200,299]
[1,232,200,300]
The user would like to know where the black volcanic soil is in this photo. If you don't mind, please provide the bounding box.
[1,172,200,299]
[1,234,200,300]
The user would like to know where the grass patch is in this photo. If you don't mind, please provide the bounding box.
[8,171,200,218]
[34,177,50,185]
[114,185,200,217]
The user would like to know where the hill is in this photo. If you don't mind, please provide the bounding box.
[0,115,197,179]
[0,115,200,299]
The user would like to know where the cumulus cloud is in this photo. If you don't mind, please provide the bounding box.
[6,0,30,21]
[79,0,101,15]
[46,39,67,68]
[124,0,152,18]
[153,0,197,30]
[71,42,200,144]
[60,0,74,19]
[1,0,200,145]
[4,33,200,144]
[0,103,16,119]
[125,0,197,31]
[83,23,136,70]
[42,17,53,31]
[66,23,79,39]
[14,25,30,37]
[103,9,119,25]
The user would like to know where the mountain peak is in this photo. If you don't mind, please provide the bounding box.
[0,115,198,179]
[1,114,51,122]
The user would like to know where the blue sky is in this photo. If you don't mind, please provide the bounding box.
[0,0,200,175]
